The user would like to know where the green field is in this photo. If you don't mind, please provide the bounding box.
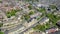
[0,31,4,34]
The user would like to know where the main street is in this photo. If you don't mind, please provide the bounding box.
[19,16,45,34]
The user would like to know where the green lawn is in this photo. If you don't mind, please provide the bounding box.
[0,31,4,34]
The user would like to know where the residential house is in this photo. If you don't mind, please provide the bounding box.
[30,12,42,18]
[49,30,60,34]
[4,24,25,34]
[30,31,45,34]
[45,27,58,34]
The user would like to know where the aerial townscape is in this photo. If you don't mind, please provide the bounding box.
[0,0,60,34]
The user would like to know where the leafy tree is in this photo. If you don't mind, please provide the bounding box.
[28,5,32,10]
[0,23,3,27]
[37,8,46,13]
[24,14,30,21]
[29,11,34,15]
[0,0,2,3]
[49,5,57,9]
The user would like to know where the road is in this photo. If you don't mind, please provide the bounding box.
[19,16,45,34]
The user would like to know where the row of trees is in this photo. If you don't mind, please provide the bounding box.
[33,23,51,31]
[21,10,35,21]
[6,9,20,18]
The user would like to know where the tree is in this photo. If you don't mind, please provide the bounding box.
[0,23,3,27]
[24,14,30,21]
[29,11,34,15]
[6,9,20,18]
[49,5,57,9]
[28,5,32,10]
[37,8,46,13]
